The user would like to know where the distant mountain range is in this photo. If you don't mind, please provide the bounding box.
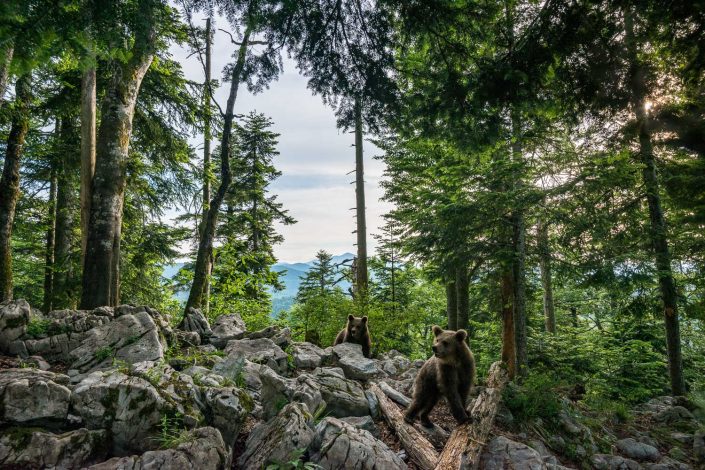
[162,252,354,315]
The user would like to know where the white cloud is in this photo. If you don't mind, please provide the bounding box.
[167,15,393,264]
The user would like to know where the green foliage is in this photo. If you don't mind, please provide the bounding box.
[265,449,320,470]
[504,373,563,427]
[94,346,115,362]
[25,318,50,338]
[156,413,191,449]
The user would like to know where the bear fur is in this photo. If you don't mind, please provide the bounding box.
[334,314,372,358]
[404,325,476,427]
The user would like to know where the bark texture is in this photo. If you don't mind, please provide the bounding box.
[43,166,58,313]
[446,278,458,330]
[434,361,509,470]
[80,9,156,309]
[200,17,213,315]
[0,73,31,301]
[500,271,516,379]
[625,9,684,395]
[0,43,13,103]
[456,266,469,332]
[80,66,96,261]
[185,27,251,312]
[370,383,438,470]
[354,100,368,298]
[537,220,556,333]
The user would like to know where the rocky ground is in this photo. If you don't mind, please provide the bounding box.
[0,299,703,469]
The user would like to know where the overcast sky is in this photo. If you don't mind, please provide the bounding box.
[168,17,393,264]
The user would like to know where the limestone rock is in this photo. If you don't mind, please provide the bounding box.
[258,365,324,420]
[0,427,107,468]
[201,386,250,444]
[0,368,71,424]
[291,342,325,369]
[209,313,247,347]
[479,436,548,470]
[72,366,195,455]
[238,402,314,470]
[331,342,383,381]
[311,367,370,418]
[309,417,405,470]
[340,415,380,438]
[179,307,212,342]
[69,311,165,373]
[591,454,643,470]
[88,427,228,470]
[616,438,661,462]
[224,338,288,375]
[0,299,30,351]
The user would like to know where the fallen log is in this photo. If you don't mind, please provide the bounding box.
[379,381,412,407]
[369,383,439,470]
[434,361,509,470]
[415,421,450,449]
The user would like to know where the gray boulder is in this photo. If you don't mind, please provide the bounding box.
[209,313,247,347]
[0,427,107,468]
[378,349,412,376]
[179,307,212,342]
[69,311,165,373]
[479,436,548,470]
[332,342,383,381]
[71,365,201,455]
[258,364,324,420]
[0,368,71,424]
[201,386,251,444]
[643,457,692,470]
[224,337,288,375]
[309,417,405,470]
[291,342,325,369]
[591,454,644,470]
[238,402,314,470]
[311,367,370,417]
[340,415,380,438]
[616,438,661,462]
[0,299,30,351]
[88,427,228,470]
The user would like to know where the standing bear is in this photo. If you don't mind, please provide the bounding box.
[404,326,476,427]
[334,314,372,358]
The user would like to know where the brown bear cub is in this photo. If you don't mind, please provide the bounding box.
[334,314,372,358]
[404,326,476,427]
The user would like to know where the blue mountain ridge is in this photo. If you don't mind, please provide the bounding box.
[162,252,355,313]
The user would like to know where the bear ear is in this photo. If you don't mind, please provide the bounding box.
[348,314,354,321]
[455,329,468,342]
[361,316,368,323]
[432,325,442,336]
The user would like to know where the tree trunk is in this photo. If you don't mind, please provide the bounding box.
[186,27,251,312]
[500,270,516,379]
[0,73,31,302]
[537,220,556,333]
[201,17,213,316]
[570,306,578,328]
[434,361,510,470]
[80,43,155,309]
[0,43,13,103]
[54,117,78,309]
[446,278,458,330]
[80,66,96,263]
[369,383,439,470]
[43,166,58,313]
[354,99,368,299]
[625,9,684,395]
[456,265,469,332]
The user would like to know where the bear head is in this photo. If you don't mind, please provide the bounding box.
[347,314,368,341]
[431,325,468,361]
